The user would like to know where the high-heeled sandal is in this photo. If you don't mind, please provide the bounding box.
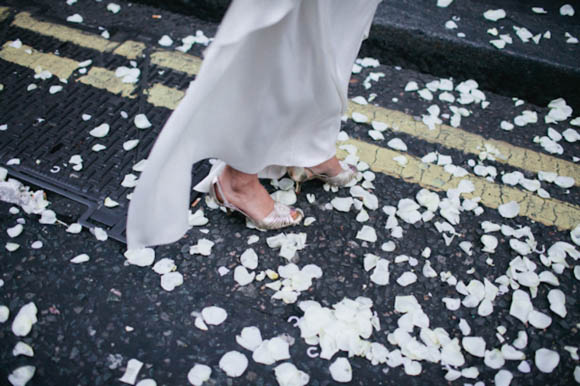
[287,164,358,194]
[208,176,304,230]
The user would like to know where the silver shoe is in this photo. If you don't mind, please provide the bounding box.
[208,176,304,230]
[288,164,358,193]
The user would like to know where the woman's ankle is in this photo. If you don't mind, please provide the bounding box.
[310,156,342,176]
[222,166,259,193]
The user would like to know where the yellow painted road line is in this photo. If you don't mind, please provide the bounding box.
[0,42,79,79]
[346,103,580,186]
[12,12,119,53]
[78,67,137,98]
[339,139,580,230]
[113,40,146,60]
[11,12,201,75]
[150,50,202,76]
[0,6,10,22]
[146,83,184,109]
[1,41,579,230]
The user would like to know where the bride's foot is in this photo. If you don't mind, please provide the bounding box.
[209,166,303,229]
[288,156,358,193]
[308,156,346,178]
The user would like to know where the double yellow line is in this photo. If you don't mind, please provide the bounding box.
[1,9,579,229]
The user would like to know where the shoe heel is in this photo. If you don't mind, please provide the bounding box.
[295,181,302,194]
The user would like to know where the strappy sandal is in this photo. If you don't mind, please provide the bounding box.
[208,176,304,230]
[287,164,358,194]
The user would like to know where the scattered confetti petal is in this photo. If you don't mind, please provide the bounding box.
[329,357,352,383]
[8,366,35,386]
[219,351,248,378]
[119,358,143,385]
[124,248,155,267]
[535,348,559,373]
[187,364,211,386]
[11,302,37,337]
[70,254,89,264]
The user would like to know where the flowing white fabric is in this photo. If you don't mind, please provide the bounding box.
[126,0,381,249]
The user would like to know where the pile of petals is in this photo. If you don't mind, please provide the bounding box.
[265,263,322,304]
[266,233,307,261]
[0,169,50,215]
[296,297,383,362]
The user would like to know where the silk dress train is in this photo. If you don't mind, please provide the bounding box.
[126,0,381,250]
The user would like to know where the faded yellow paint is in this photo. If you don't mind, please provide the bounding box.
[0,42,79,79]
[77,67,136,98]
[13,11,202,76]
[347,102,580,186]
[339,139,580,230]
[113,40,146,60]
[0,6,10,21]
[146,83,184,109]
[150,50,202,76]
[12,12,118,53]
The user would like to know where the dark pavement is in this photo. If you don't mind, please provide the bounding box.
[0,1,579,385]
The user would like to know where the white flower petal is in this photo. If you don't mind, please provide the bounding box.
[396,272,417,287]
[124,248,155,267]
[67,14,83,23]
[8,366,35,386]
[352,112,368,123]
[7,224,23,238]
[547,289,567,318]
[331,197,353,212]
[462,336,486,357]
[123,139,140,151]
[234,266,255,286]
[484,9,506,21]
[509,290,533,324]
[484,349,505,369]
[528,310,552,329]
[119,358,143,385]
[554,176,574,188]
[187,364,211,386]
[189,239,214,256]
[194,316,208,331]
[498,201,520,218]
[240,248,258,270]
[134,114,152,129]
[202,306,227,326]
[356,225,377,242]
[387,138,407,152]
[89,123,110,138]
[0,305,10,323]
[370,259,390,285]
[560,4,575,16]
[160,272,183,291]
[495,369,513,386]
[12,342,34,357]
[458,319,471,335]
[404,81,419,92]
[70,254,90,264]
[442,297,460,311]
[274,362,310,386]
[152,258,176,275]
[535,348,559,373]
[236,326,263,352]
[219,351,248,377]
[11,303,37,337]
[329,357,352,383]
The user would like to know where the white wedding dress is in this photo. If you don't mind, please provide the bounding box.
[126,0,381,249]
